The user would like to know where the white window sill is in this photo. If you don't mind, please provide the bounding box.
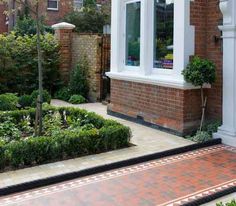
[47,8,59,11]
[106,71,210,90]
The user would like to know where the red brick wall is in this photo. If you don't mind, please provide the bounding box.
[109,80,202,135]
[190,0,222,121]
[38,0,73,26]
[0,4,7,33]
[205,0,223,120]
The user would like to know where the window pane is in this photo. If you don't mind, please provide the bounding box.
[154,0,174,69]
[48,0,58,9]
[126,2,141,67]
[74,0,83,9]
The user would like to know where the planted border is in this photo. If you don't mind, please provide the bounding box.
[0,106,131,171]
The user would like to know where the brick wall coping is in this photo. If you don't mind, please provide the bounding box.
[52,22,75,30]
[106,71,210,90]
[73,32,102,36]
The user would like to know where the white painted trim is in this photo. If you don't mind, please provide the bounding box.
[110,0,195,88]
[107,71,202,90]
[52,22,76,30]
[214,0,236,146]
[47,0,59,10]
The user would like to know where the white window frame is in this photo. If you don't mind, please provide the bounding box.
[74,0,83,10]
[122,0,141,72]
[107,0,196,90]
[47,0,59,11]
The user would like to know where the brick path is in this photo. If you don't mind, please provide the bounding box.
[1,144,236,206]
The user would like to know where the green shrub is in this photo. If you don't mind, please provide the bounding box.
[217,200,236,206]
[182,56,216,87]
[0,141,7,169]
[18,95,32,108]
[202,120,221,136]
[0,93,18,111]
[0,106,132,169]
[0,32,61,95]
[30,90,51,107]
[99,125,131,150]
[14,15,54,36]
[189,131,212,143]
[69,95,87,104]
[54,87,71,101]
[69,59,89,98]
[0,118,21,143]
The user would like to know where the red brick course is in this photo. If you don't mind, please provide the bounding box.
[109,80,202,135]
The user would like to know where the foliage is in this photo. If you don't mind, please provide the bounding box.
[0,106,131,169]
[0,118,21,143]
[63,2,107,34]
[30,90,51,106]
[18,95,32,108]
[0,32,61,95]
[217,200,236,206]
[0,93,18,111]
[54,87,72,101]
[187,131,212,143]
[69,59,89,98]
[182,56,216,87]
[83,0,97,9]
[202,120,221,136]
[14,15,54,36]
[43,112,61,136]
[69,95,86,104]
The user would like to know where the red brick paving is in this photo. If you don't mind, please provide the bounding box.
[0,145,236,206]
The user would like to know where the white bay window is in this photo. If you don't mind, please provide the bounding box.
[107,0,195,89]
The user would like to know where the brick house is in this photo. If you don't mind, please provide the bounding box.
[106,0,236,146]
[0,0,110,33]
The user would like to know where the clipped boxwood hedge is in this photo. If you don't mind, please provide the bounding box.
[0,106,131,170]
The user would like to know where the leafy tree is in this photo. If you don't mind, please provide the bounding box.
[14,15,54,36]
[0,32,61,95]
[182,56,216,130]
[64,1,107,34]
[0,0,47,135]
[83,0,96,9]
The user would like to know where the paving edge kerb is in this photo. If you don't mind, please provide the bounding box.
[0,139,223,203]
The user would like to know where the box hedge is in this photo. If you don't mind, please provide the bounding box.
[0,106,131,170]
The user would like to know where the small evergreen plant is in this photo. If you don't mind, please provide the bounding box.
[182,56,216,130]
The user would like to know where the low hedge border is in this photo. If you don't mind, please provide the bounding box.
[0,106,131,170]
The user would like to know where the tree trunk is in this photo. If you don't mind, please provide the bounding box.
[200,86,207,131]
[35,3,43,136]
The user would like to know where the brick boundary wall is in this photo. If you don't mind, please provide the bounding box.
[108,0,223,136]
[54,28,74,83]
[72,33,102,102]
